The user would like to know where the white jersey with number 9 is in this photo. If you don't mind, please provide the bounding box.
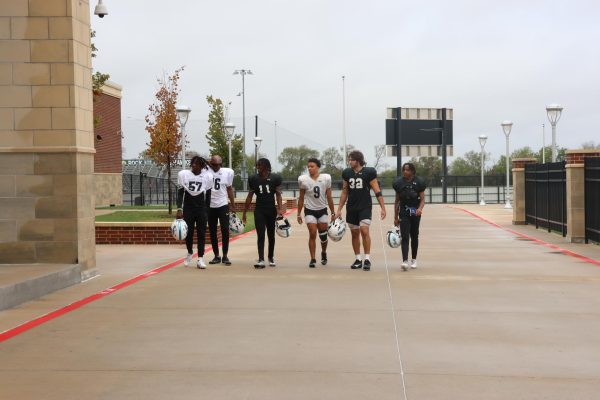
[298,173,331,211]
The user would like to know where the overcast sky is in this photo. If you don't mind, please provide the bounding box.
[92,0,600,167]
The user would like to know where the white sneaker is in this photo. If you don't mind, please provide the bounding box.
[197,258,206,269]
[410,259,418,269]
[401,260,409,271]
[184,253,193,267]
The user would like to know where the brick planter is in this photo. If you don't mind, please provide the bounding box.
[95,198,298,245]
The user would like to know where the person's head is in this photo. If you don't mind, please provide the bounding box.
[190,156,208,174]
[402,162,416,179]
[210,155,223,172]
[348,150,365,169]
[307,157,321,176]
[256,158,271,175]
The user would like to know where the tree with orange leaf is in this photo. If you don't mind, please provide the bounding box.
[144,67,185,214]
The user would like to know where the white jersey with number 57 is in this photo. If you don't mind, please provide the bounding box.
[298,173,331,211]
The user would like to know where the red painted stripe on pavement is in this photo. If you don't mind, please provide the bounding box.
[0,210,301,344]
[449,206,600,267]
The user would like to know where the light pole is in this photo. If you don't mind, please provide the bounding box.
[542,123,546,163]
[342,75,347,163]
[253,136,263,171]
[501,120,513,209]
[233,69,253,190]
[546,104,563,162]
[176,105,191,168]
[224,122,235,169]
[478,134,488,206]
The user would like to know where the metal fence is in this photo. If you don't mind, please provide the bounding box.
[525,161,567,236]
[122,173,178,206]
[585,157,600,244]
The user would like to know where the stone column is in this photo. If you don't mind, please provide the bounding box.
[0,0,96,275]
[511,158,536,225]
[565,150,600,243]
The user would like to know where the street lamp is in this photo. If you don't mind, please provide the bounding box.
[233,69,253,190]
[176,105,191,168]
[224,122,236,169]
[253,135,263,171]
[546,104,563,162]
[501,120,513,209]
[478,134,488,206]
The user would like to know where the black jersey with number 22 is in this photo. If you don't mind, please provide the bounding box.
[342,167,377,211]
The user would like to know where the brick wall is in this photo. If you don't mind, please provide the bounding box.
[565,150,600,165]
[94,90,122,173]
[96,225,221,245]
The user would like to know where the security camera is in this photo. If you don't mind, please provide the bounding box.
[94,0,108,18]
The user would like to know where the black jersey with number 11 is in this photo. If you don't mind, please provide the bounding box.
[342,167,377,211]
[249,173,282,210]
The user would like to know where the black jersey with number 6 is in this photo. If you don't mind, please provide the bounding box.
[249,173,282,210]
[342,166,377,211]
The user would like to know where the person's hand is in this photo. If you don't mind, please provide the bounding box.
[277,208,284,218]
[330,213,336,223]
[176,209,183,219]
[380,208,386,220]
[394,216,399,226]
[334,210,341,220]
[297,215,303,225]
[242,213,247,224]
[416,208,423,217]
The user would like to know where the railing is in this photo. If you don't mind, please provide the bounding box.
[122,173,178,206]
[585,157,600,244]
[525,162,567,236]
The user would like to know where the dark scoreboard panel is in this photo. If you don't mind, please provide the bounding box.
[385,118,453,146]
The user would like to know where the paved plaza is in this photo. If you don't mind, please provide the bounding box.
[1,204,600,400]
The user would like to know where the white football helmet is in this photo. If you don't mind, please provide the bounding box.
[275,216,292,238]
[386,227,401,248]
[171,219,188,241]
[327,217,346,242]
[229,212,245,235]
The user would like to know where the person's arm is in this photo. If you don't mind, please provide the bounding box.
[416,191,425,216]
[275,185,283,217]
[297,189,305,224]
[394,192,400,226]
[370,179,386,220]
[204,189,211,209]
[242,191,253,224]
[226,186,236,210]
[326,187,335,221]
[335,181,348,220]
[176,187,184,219]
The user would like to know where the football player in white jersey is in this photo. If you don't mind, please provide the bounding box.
[207,155,236,266]
[176,156,213,269]
[297,158,335,268]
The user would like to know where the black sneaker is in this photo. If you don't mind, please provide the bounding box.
[268,258,276,267]
[222,256,231,266]
[209,256,221,264]
[363,259,371,271]
[254,260,265,269]
[351,259,363,269]
[309,259,316,268]
[321,252,327,265]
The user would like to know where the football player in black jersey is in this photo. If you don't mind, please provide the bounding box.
[176,156,213,269]
[242,158,284,268]
[393,162,426,271]
[334,150,386,271]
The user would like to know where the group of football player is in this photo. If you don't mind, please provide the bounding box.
[174,150,426,271]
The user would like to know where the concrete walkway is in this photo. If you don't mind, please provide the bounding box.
[1,204,600,399]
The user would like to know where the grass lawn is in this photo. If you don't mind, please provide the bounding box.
[96,211,255,232]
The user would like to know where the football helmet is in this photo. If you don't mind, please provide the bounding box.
[171,218,188,241]
[327,217,346,242]
[275,216,292,238]
[229,212,245,235]
[386,226,401,248]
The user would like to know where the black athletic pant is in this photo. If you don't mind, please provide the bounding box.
[254,207,276,261]
[208,205,230,257]
[184,208,207,257]
[399,214,421,261]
